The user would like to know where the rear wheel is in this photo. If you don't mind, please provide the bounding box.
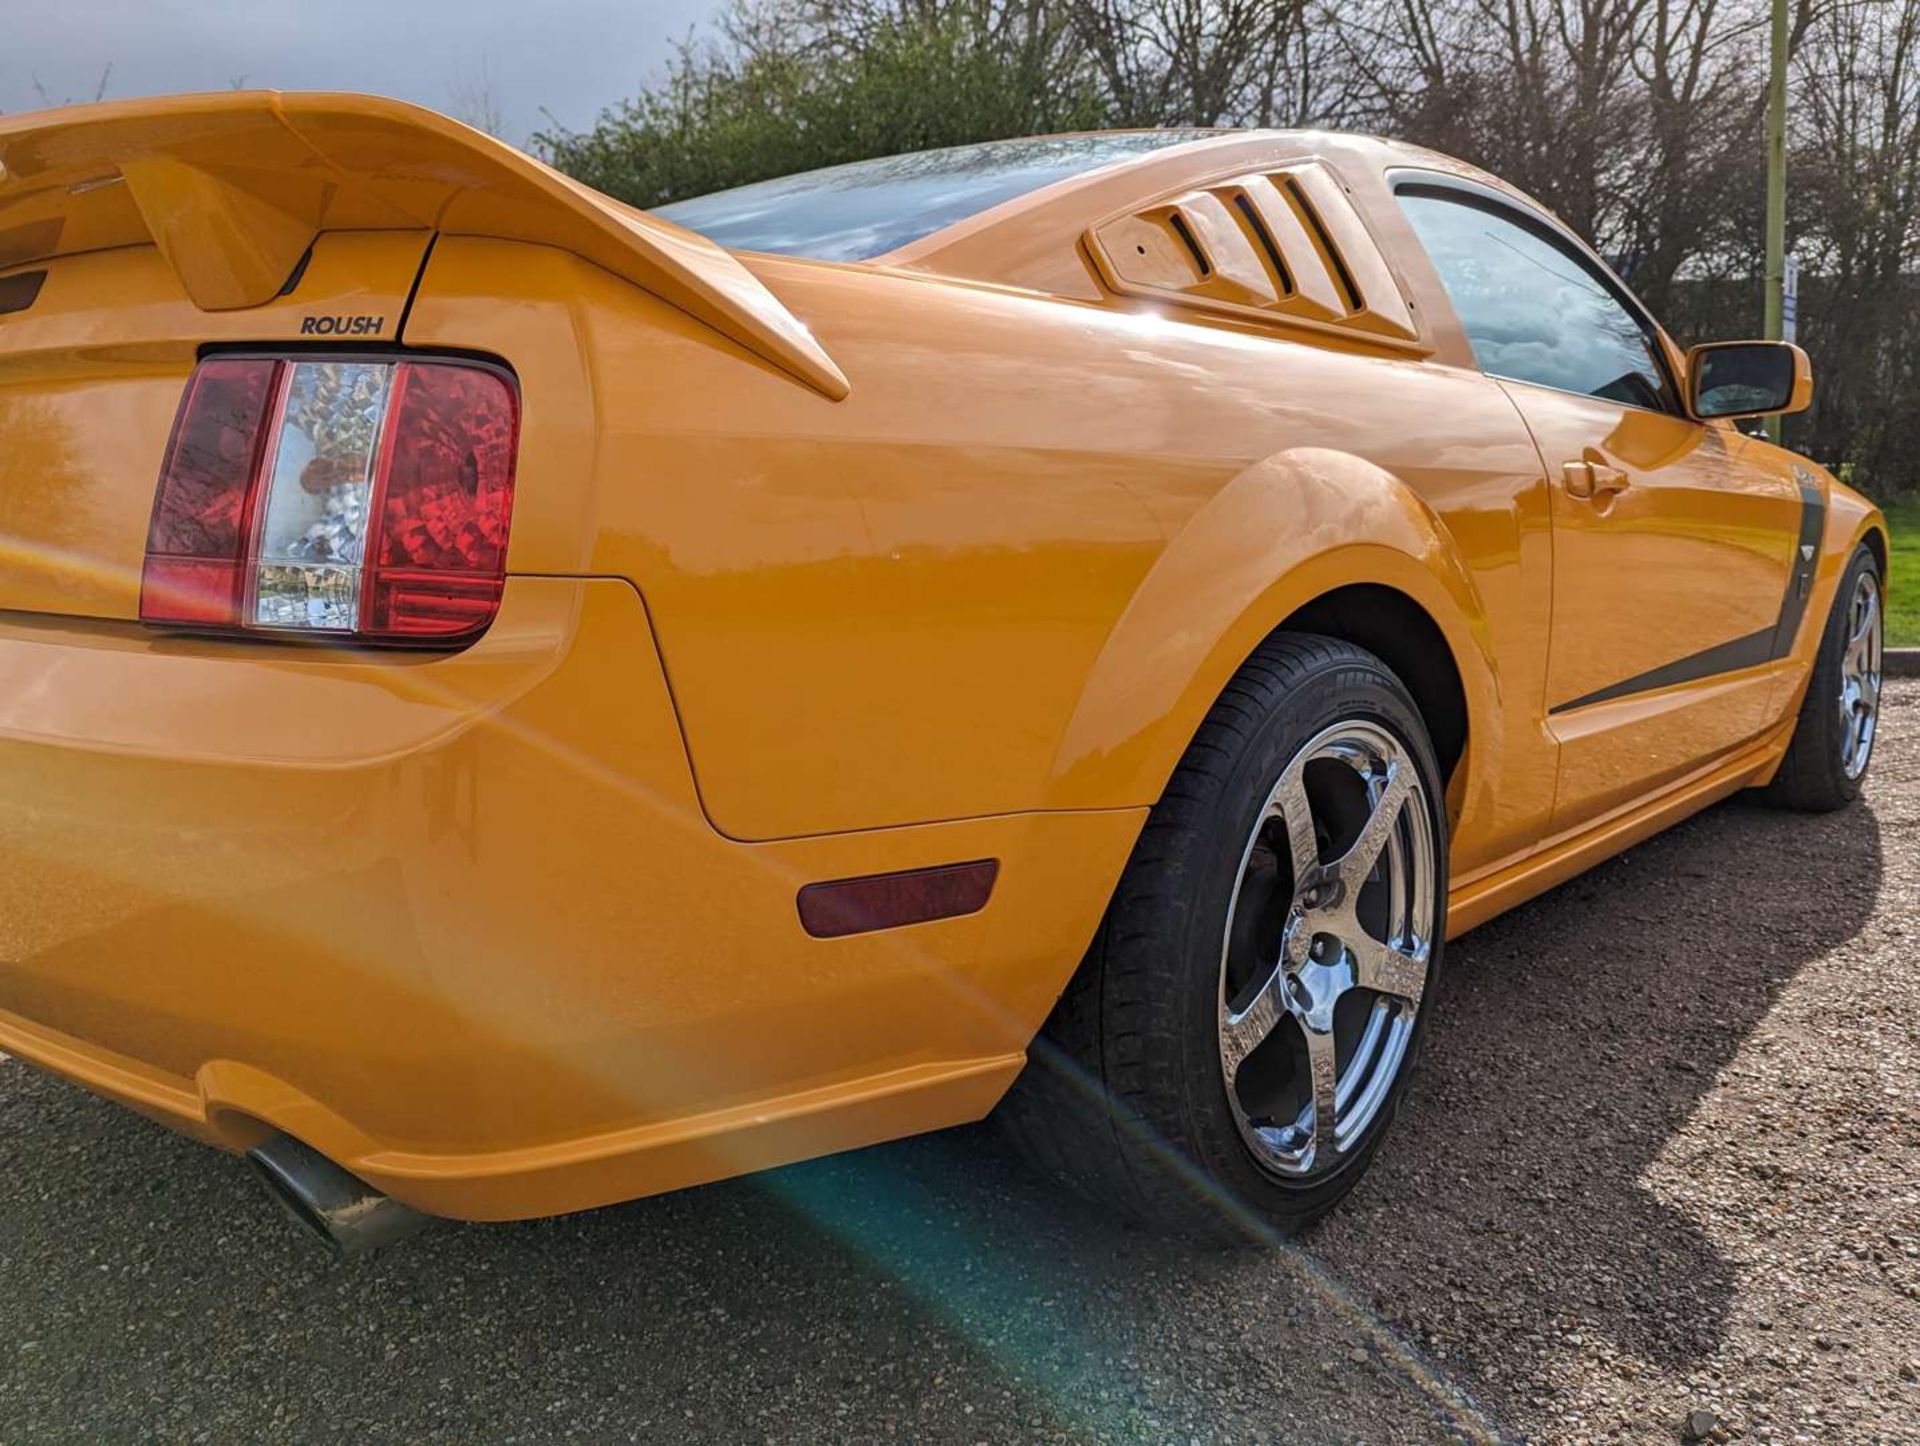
[999,634,1447,1239]
[1765,545,1883,812]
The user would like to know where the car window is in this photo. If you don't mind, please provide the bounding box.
[653,131,1212,262]
[1395,186,1675,412]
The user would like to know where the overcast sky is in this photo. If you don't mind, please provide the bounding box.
[2,0,729,146]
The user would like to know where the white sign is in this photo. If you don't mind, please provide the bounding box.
[1782,253,1799,343]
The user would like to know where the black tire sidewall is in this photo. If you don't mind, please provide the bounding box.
[1802,546,1881,804]
[1161,645,1449,1228]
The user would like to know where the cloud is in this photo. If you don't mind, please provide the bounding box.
[0,0,724,146]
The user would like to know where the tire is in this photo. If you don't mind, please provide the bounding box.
[999,633,1448,1241]
[1764,544,1884,812]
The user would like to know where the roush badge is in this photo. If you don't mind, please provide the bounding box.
[299,314,386,337]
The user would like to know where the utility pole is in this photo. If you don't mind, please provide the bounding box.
[1763,0,1788,443]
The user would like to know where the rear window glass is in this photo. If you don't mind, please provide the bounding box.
[653,132,1212,262]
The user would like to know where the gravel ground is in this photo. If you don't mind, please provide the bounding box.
[1,682,1913,1444]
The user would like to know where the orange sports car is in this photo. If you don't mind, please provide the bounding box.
[0,93,1886,1256]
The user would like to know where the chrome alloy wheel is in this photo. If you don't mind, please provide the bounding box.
[1840,569,1883,781]
[1217,721,1436,1179]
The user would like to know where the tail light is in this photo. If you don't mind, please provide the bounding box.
[140,355,519,644]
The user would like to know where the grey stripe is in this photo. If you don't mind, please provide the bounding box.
[1549,471,1826,715]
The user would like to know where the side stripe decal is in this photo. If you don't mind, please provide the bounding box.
[1769,470,1827,656]
[1549,469,1826,715]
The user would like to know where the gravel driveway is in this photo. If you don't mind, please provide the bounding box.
[2,682,1913,1445]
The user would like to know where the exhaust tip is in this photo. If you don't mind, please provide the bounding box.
[247,1133,430,1260]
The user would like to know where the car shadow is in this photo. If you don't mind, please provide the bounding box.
[1303,786,1886,1406]
[0,789,1883,1443]
[0,1040,1456,1441]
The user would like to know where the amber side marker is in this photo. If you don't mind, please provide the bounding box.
[797,859,1000,939]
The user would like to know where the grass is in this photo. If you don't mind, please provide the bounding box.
[1886,494,1920,648]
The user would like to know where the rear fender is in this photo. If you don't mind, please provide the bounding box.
[1046,448,1496,812]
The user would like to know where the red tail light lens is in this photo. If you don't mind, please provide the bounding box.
[140,356,519,644]
[367,363,519,638]
[140,358,279,625]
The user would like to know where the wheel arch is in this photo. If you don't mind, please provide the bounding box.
[1275,583,1468,788]
[1863,523,1888,577]
[1818,465,1886,573]
[1043,448,1498,822]
[1815,471,1890,665]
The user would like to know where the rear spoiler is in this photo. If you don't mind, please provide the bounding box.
[0,91,848,399]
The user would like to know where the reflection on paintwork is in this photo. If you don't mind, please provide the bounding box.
[0,113,1887,1228]
[1502,381,1804,831]
[411,245,1560,858]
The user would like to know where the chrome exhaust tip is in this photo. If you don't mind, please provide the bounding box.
[247,1132,430,1260]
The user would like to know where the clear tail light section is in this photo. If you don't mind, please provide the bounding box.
[140,355,519,645]
[251,360,392,632]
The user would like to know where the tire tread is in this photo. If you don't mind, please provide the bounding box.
[1765,545,1878,812]
[999,632,1442,1239]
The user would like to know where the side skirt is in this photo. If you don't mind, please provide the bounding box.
[1446,722,1791,938]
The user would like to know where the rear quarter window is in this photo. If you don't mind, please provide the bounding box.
[654,132,1211,262]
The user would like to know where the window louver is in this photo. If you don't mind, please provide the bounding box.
[1084,163,1419,346]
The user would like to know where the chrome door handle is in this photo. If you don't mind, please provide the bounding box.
[1590,463,1630,497]
[1562,460,1631,500]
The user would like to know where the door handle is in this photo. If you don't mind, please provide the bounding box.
[1562,460,1631,500]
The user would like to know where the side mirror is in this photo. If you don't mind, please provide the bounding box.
[1687,340,1812,420]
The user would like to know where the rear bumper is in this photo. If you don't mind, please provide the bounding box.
[0,578,1141,1220]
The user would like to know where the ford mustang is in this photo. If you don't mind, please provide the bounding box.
[0,93,1886,1255]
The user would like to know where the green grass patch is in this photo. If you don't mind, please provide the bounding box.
[1886,494,1920,648]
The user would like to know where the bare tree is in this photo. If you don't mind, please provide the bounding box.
[27,64,114,110]
[1789,0,1920,482]
[449,55,507,138]
[536,0,1920,493]
[1066,0,1325,125]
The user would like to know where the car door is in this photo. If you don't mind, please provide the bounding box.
[1395,180,1805,836]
